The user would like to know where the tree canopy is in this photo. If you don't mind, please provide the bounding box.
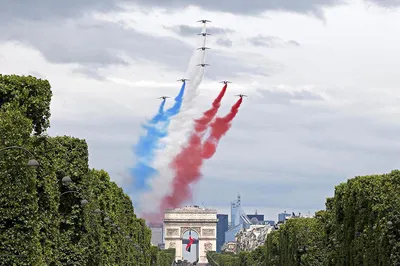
[207,171,400,266]
[0,74,175,265]
[0,74,52,135]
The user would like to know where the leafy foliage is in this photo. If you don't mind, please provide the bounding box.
[0,109,42,265]
[0,74,175,265]
[157,248,176,265]
[0,74,52,135]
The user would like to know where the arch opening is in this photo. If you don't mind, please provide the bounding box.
[182,229,199,262]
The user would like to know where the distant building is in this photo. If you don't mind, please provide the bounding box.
[221,241,237,254]
[262,220,275,227]
[148,223,163,246]
[226,194,253,242]
[216,214,229,253]
[278,211,291,222]
[247,214,264,224]
[230,195,241,228]
[225,223,245,243]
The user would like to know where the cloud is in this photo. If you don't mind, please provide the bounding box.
[204,51,281,80]
[0,18,191,70]
[366,0,400,7]
[287,40,300,46]
[0,17,279,80]
[257,88,325,103]
[0,1,348,27]
[248,35,301,48]
[164,25,235,36]
[128,0,344,16]
[216,38,233,47]
[0,0,125,22]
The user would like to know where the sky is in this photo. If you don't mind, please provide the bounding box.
[1,0,400,222]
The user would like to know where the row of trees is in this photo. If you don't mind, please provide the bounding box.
[0,74,175,265]
[207,171,400,266]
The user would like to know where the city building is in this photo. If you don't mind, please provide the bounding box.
[278,211,291,222]
[262,220,276,227]
[225,195,252,242]
[148,223,163,246]
[225,223,245,243]
[247,211,264,224]
[216,214,229,252]
[230,195,241,228]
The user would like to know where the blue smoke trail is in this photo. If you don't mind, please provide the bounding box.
[130,81,186,191]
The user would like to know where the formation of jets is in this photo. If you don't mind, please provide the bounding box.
[157,20,247,101]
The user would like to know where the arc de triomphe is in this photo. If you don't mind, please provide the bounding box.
[164,205,218,264]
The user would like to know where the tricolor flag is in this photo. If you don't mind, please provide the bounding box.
[186,230,194,252]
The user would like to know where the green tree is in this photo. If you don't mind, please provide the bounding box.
[0,74,52,135]
[0,73,158,265]
[0,109,42,265]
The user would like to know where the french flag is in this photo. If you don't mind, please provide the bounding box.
[186,230,194,252]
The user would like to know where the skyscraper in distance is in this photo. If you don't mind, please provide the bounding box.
[216,214,228,252]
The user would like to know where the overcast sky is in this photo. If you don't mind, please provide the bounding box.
[1,0,400,221]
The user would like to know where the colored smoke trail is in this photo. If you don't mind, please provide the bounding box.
[202,97,243,159]
[165,81,186,117]
[139,24,208,212]
[158,86,237,215]
[130,82,186,191]
[149,99,166,124]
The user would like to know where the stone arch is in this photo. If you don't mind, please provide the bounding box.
[163,206,218,264]
[180,227,201,238]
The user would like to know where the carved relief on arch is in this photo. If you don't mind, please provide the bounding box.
[180,227,201,238]
[166,228,179,236]
[169,242,176,249]
[202,229,215,236]
[204,242,212,251]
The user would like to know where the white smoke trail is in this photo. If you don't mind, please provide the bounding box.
[139,24,208,212]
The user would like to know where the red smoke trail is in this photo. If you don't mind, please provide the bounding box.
[159,94,243,212]
[159,85,228,211]
[202,97,243,159]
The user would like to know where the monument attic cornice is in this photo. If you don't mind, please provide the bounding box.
[163,219,218,223]
[164,205,217,214]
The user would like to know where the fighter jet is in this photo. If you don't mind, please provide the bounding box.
[158,96,170,100]
[197,63,210,67]
[219,80,232,84]
[235,94,247,98]
[177,78,189,82]
[197,47,210,51]
[197,19,211,24]
[197,32,211,36]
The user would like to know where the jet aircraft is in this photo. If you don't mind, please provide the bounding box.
[197,19,211,24]
[219,80,232,84]
[197,32,211,36]
[235,94,247,98]
[177,78,189,82]
[197,47,210,50]
[197,63,210,67]
[158,96,170,100]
